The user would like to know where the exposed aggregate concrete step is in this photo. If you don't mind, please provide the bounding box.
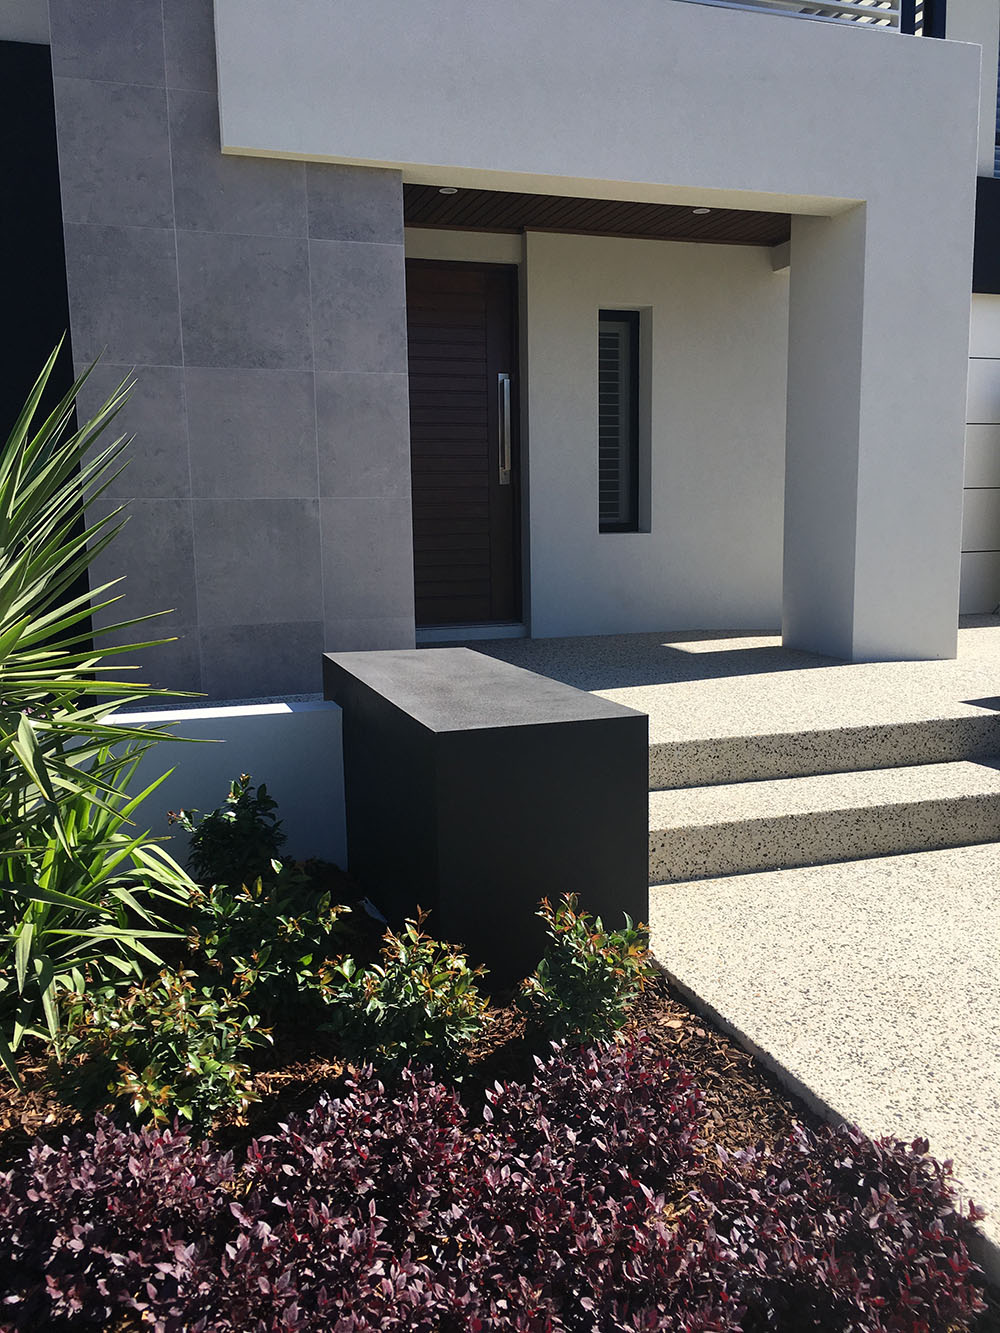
[648,759,1000,883]
[648,713,1000,790]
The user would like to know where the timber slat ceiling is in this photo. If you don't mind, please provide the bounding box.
[404,185,791,247]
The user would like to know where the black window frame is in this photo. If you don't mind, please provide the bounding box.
[598,309,641,534]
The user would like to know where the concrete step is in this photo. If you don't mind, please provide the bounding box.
[648,758,1000,883]
[648,713,1000,790]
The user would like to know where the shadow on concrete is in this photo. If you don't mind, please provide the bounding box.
[449,630,846,692]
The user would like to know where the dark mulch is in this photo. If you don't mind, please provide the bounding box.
[0,972,809,1167]
[2,970,996,1330]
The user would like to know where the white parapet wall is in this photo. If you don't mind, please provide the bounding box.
[107,701,347,870]
[214,0,977,212]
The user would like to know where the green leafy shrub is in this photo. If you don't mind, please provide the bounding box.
[184,866,350,1021]
[518,893,656,1041]
[0,347,197,1081]
[60,968,267,1129]
[321,912,491,1073]
[170,773,286,890]
[1,745,195,1067]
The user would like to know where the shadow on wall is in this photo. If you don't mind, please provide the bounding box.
[106,701,347,869]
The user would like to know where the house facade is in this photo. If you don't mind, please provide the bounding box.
[3,0,1000,701]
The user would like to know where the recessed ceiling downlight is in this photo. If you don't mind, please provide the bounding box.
[692,207,711,215]
[439,187,458,195]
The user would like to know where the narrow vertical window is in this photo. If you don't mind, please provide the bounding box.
[598,310,640,532]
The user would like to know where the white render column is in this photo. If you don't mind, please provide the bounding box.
[783,203,971,662]
[945,0,1000,177]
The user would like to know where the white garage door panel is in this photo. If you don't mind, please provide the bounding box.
[962,488,1000,551]
[969,295,1000,359]
[960,550,1000,613]
[964,425,1000,488]
[967,359,1000,424]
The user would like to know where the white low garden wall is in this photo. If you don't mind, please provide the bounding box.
[108,701,347,870]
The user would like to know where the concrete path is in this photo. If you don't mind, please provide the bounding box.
[648,844,1000,1279]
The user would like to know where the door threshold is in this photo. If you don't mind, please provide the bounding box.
[416,623,528,644]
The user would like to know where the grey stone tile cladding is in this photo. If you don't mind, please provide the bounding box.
[49,0,165,85]
[87,498,199,628]
[168,88,307,237]
[192,498,322,626]
[74,362,191,500]
[200,621,325,699]
[185,368,317,499]
[163,0,218,93]
[3,1,50,44]
[309,240,408,374]
[54,79,172,229]
[316,372,410,498]
[48,0,413,697]
[176,231,313,370]
[324,617,416,652]
[307,164,404,244]
[98,623,204,696]
[320,497,414,622]
[63,224,182,366]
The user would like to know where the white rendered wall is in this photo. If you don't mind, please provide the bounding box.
[405,229,523,267]
[785,197,972,660]
[215,0,978,212]
[946,0,1000,176]
[525,232,788,637]
[782,209,866,657]
[961,295,1000,612]
[108,702,347,869]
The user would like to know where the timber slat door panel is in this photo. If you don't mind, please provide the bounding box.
[407,261,520,627]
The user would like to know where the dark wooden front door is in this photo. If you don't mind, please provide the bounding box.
[406,260,520,626]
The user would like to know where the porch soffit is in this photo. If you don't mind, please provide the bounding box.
[403,184,791,247]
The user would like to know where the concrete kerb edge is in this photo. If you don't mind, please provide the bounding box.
[653,960,1000,1287]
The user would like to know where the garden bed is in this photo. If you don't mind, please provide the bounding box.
[2,967,997,1332]
[0,970,798,1169]
[0,761,995,1330]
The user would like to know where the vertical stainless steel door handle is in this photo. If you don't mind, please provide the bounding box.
[498,372,511,486]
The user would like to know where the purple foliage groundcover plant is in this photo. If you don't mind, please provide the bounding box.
[0,1043,987,1333]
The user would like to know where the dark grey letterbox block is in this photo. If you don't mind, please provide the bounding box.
[324,648,648,981]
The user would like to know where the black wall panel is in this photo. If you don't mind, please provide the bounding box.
[974,176,1000,296]
[0,40,74,434]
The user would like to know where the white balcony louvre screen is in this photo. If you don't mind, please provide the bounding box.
[674,0,900,27]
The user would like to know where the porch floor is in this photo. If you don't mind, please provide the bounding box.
[460,614,1000,752]
[466,616,1000,1278]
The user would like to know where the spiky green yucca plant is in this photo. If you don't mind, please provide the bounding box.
[0,345,197,1081]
